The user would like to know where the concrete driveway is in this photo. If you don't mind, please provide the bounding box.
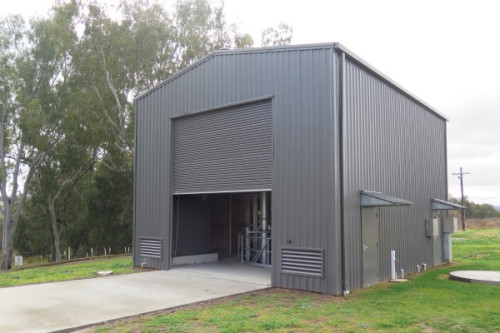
[0,263,270,333]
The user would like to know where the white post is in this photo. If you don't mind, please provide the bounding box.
[68,247,71,260]
[390,250,396,280]
[442,233,452,262]
[109,247,111,255]
[91,248,94,258]
[104,247,107,256]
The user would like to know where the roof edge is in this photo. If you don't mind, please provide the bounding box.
[333,43,448,121]
[134,42,337,101]
[135,42,449,121]
[360,190,413,207]
[431,199,466,210]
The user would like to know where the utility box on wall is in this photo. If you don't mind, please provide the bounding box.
[442,217,458,233]
[425,218,439,237]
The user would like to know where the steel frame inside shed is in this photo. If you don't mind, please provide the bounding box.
[134,42,458,295]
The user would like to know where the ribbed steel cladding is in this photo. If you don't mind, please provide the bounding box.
[343,58,446,290]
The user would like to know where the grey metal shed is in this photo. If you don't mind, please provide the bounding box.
[133,42,460,295]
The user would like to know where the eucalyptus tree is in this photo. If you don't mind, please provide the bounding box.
[261,23,293,46]
[33,145,96,262]
[24,2,105,262]
[77,0,253,156]
[0,15,47,270]
[0,1,83,268]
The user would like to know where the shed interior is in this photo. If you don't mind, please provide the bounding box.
[171,191,271,266]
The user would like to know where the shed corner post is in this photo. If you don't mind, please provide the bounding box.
[337,48,349,295]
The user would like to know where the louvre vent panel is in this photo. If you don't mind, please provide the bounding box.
[140,237,163,258]
[281,248,324,277]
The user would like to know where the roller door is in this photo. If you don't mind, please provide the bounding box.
[172,100,272,194]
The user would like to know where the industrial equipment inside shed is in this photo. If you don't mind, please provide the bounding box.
[133,42,464,295]
[171,192,271,267]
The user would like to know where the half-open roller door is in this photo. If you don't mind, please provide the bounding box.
[172,100,272,194]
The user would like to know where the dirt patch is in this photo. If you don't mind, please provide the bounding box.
[420,323,437,332]
[473,254,488,259]
[454,218,500,230]
[255,287,345,304]
[466,218,500,229]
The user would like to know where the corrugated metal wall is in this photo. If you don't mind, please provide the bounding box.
[133,93,171,269]
[341,55,447,291]
[272,47,341,294]
[134,45,342,294]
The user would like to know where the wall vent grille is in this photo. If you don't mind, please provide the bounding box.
[281,248,324,277]
[140,237,163,258]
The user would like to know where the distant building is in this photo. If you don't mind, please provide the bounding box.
[133,43,462,295]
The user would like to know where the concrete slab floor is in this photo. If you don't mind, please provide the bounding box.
[0,265,271,333]
[172,258,271,285]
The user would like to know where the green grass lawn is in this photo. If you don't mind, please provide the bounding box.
[95,229,500,332]
[0,256,136,287]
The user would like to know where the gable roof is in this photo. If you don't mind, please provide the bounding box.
[135,42,447,121]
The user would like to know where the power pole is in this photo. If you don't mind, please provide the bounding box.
[452,167,470,230]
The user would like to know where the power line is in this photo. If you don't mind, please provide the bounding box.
[452,167,470,230]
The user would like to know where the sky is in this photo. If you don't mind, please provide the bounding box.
[3,0,500,205]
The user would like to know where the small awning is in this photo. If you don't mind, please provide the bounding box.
[360,190,413,207]
[431,199,466,210]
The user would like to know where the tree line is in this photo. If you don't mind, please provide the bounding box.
[449,196,500,219]
[0,0,292,269]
